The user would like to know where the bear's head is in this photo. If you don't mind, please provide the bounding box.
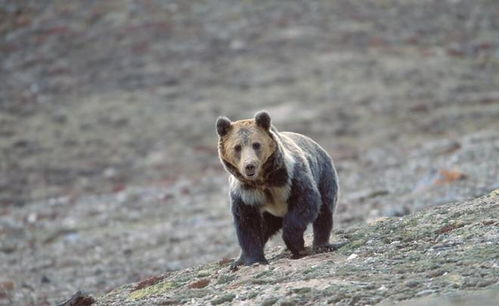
[216,111,277,182]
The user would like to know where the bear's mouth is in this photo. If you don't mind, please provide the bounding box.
[244,171,257,179]
[243,165,257,178]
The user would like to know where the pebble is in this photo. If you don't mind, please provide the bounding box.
[347,254,358,261]
[0,281,15,291]
[404,280,420,288]
[197,270,211,277]
[476,279,495,287]
[261,297,278,306]
[415,289,436,297]
[211,293,235,305]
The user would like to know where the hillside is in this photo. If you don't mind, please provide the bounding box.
[1,1,498,305]
[94,190,498,305]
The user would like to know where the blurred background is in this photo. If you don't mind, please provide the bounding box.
[1,0,498,304]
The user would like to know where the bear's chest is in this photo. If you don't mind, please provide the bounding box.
[238,185,290,217]
[261,186,290,217]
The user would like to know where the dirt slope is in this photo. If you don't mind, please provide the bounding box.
[1,0,499,305]
[95,190,499,305]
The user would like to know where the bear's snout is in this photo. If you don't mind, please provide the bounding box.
[244,163,256,177]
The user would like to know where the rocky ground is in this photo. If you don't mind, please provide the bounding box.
[1,0,498,305]
[96,189,499,305]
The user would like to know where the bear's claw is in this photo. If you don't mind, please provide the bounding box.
[230,257,268,271]
[313,241,348,253]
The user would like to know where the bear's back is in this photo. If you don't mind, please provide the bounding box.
[279,131,334,184]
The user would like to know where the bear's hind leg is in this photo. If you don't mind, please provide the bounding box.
[312,203,334,250]
[313,169,340,251]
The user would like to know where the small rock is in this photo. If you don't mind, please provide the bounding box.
[280,299,300,306]
[197,270,211,277]
[378,285,387,291]
[188,278,210,289]
[261,297,278,306]
[291,287,311,294]
[41,275,50,284]
[347,253,358,261]
[64,232,81,243]
[445,273,464,288]
[52,111,67,124]
[415,289,436,297]
[383,206,410,217]
[414,168,466,192]
[476,279,495,287]
[0,240,18,253]
[211,293,235,305]
[404,280,420,288]
[427,269,445,278]
[56,290,95,306]
[132,275,166,291]
[0,281,15,291]
[103,167,117,179]
[27,213,37,223]
[364,283,376,290]
[463,279,478,287]
[488,189,499,197]
[218,257,232,266]
[230,40,245,50]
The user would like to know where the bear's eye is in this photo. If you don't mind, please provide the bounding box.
[252,142,261,150]
[234,145,242,152]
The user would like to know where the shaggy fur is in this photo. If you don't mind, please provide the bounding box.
[216,111,339,267]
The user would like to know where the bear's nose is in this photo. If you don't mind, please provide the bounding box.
[245,164,256,175]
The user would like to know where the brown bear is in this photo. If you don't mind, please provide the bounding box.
[216,111,339,268]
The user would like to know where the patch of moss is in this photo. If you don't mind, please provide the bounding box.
[251,279,272,285]
[128,281,178,300]
[339,239,366,254]
[211,293,236,305]
[405,251,423,262]
[261,297,278,306]
[216,274,236,284]
[255,270,273,278]
[322,285,353,303]
[197,270,211,277]
[291,287,312,294]
[247,291,258,299]
[303,266,321,275]
[280,297,303,306]
[175,273,196,283]
[182,288,211,298]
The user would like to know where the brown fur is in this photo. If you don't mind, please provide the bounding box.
[216,111,340,267]
[218,119,276,181]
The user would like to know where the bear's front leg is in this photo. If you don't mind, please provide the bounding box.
[231,194,267,268]
[282,180,321,259]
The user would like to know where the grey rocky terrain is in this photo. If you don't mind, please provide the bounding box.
[96,189,499,305]
[1,0,498,305]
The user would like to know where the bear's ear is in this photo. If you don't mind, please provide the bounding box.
[255,111,271,130]
[216,116,232,137]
